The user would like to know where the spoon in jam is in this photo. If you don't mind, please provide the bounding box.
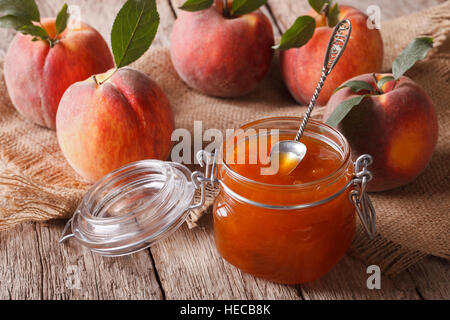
[270,19,352,175]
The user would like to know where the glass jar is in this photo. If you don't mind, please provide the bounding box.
[214,117,366,284]
[60,117,375,284]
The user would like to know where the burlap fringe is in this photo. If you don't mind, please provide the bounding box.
[0,133,83,231]
[0,168,80,230]
[0,176,70,231]
[349,228,427,276]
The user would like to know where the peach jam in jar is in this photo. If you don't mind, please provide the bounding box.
[60,117,374,284]
[213,117,374,284]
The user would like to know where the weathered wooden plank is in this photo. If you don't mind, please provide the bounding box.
[37,220,164,300]
[0,220,164,300]
[299,254,421,300]
[6,220,446,300]
[407,257,450,300]
[0,223,43,299]
[36,222,100,300]
[151,210,426,300]
[151,210,302,299]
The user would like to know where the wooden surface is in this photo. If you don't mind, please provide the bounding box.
[0,0,449,300]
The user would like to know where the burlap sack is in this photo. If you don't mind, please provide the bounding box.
[0,2,449,275]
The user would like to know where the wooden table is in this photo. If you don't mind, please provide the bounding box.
[0,0,449,300]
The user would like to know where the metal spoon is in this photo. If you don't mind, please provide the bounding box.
[270,19,352,175]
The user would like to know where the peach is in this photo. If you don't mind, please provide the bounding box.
[323,73,438,192]
[170,1,274,97]
[281,6,383,105]
[56,67,174,182]
[4,18,114,129]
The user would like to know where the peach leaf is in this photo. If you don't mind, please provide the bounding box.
[325,94,368,128]
[179,0,214,12]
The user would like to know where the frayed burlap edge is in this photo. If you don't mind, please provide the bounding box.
[350,230,428,276]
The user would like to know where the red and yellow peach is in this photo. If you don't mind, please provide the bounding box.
[324,73,438,192]
[281,6,383,105]
[170,1,274,97]
[4,18,114,129]
[56,67,174,182]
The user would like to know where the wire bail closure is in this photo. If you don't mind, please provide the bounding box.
[188,150,218,210]
[349,154,376,239]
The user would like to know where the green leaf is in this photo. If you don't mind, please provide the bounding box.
[19,24,49,39]
[231,0,267,16]
[273,16,315,50]
[334,80,374,94]
[0,15,30,30]
[327,2,339,27]
[392,37,433,79]
[325,94,368,128]
[0,0,40,22]
[111,0,160,68]
[179,0,213,12]
[376,76,395,89]
[55,3,69,35]
[308,0,328,14]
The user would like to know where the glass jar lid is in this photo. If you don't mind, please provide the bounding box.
[60,159,198,256]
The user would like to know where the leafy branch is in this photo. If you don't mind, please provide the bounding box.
[0,0,70,48]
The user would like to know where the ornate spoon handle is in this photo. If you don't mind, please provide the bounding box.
[294,19,352,142]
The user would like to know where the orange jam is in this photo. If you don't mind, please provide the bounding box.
[226,134,342,185]
[213,118,355,284]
